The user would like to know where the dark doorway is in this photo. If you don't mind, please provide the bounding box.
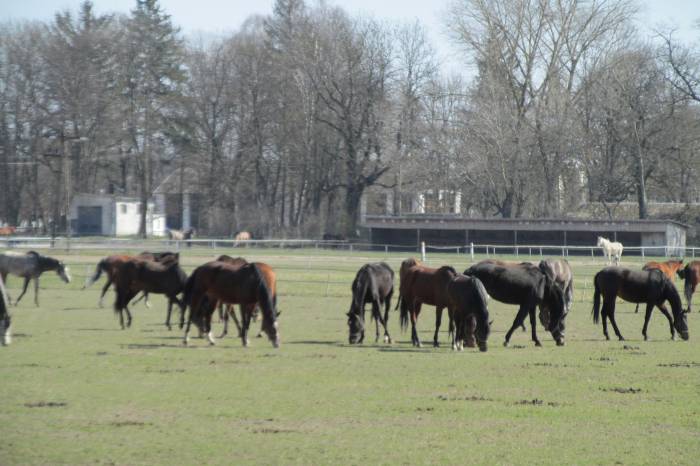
[77,206,102,235]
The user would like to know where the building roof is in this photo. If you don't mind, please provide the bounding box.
[363,215,688,232]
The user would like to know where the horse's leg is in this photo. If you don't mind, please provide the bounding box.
[124,305,132,328]
[607,302,624,341]
[165,299,173,331]
[383,294,392,344]
[15,277,31,305]
[528,305,541,347]
[240,304,253,347]
[205,306,216,346]
[656,304,676,340]
[411,301,422,348]
[1,273,10,303]
[373,300,381,343]
[642,303,654,341]
[227,304,243,338]
[504,304,530,347]
[144,292,151,309]
[634,303,640,314]
[433,306,443,347]
[33,276,40,306]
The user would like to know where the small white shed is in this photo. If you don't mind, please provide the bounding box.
[69,194,166,237]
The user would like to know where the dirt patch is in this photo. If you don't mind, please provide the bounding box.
[622,345,640,351]
[96,351,109,356]
[145,368,185,374]
[437,394,493,402]
[252,428,298,434]
[524,362,577,368]
[416,407,435,412]
[305,353,337,359]
[24,401,67,408]
[510,345,527,349]
[110,420,151,427]
[657,362,700,368]
[600,387,642,394]
[591,356,615,362]
[514,399,561,407]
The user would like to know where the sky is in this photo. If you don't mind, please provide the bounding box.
[2,0,698,75]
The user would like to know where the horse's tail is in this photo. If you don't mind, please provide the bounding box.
[84,259,107,289]
[183,268,198,308]
[253,264,276,323]
[394,294,401,311]
[592,272,602,324]
[682,266,693,311]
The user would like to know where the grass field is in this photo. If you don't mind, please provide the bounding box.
[1,248,699,465]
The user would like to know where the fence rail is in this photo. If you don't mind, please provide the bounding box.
[0,236,697,258]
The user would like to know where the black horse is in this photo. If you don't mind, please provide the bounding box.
[593,267,689,341]
[464,260,566,347]
[447,274,491,352]
[0,275,11,346]
[347,262,394,344]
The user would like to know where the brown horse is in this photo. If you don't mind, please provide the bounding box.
[112,257,187,330]
[0,226,16,236]
[634,260,684,313]
[234,231,251,241]
[398,258,457,347]
[678,261,700,313]
[84,251,179,308]
[183,261,279,347]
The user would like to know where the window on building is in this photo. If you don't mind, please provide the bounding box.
[120,204,127,214]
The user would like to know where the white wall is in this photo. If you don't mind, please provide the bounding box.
[115,201,142,236]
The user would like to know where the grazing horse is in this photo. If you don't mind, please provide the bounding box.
[398,258,457,347]
[634,260,684,313]
[593,267,688,341]
[347,262,394,344]
[538,259,574,329]
[0,275,11,346]
[676,261,700,313]
[168,228,195,247]
[112,258,187,330]
[234,231,251,241]
[84,251,179,308]
[464,260,567,347]
[183,261,279,348]
[0,226,16,236]
[597,236,623,265]
[447,274,491,352]
[0,251,71,306]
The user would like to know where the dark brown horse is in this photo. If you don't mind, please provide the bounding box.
[347,262,394,344]
[398,258,457,347]
[538,259,574,330]
[634,260,684,313]
[447,274,491,352]
[677,261,700,313]
[84,251,179,308]
[464,260,567,347]
[183,261,279,348]
[593,267,688,341]
[112,257,187,330]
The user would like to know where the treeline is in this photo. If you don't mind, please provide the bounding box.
[1,0,699,237]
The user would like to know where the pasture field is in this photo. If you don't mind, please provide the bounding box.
[1,248,699,465]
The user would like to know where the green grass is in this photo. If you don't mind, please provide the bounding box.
[1,249,699,465]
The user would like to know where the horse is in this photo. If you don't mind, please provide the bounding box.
[0,251,71,306]
[0,275,11,346]
[398,258,457,347]
[183,261,279,348]
[634,260,684,313]
[347,262,394,344]
[0,226,16,236]
[167,228,195,247]
[234,231,251,241]
[677,261,700,313]
[464,260,567,347]
[112,257,187,330]
[446,274,491,352]
[592,267,688,341]
[83,251,179,308]
[597,236,623,265]
[538,259,574,329]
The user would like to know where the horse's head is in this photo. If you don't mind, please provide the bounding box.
[677,265,687,280]
[261,317,280,348]
[662,276,689,340]
[56,262,71,284]
[346,309,364,344]
[540,275,567,346]
[474,316,491,352]
[596,236,605,247]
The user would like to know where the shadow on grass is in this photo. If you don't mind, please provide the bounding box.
[121,343,188,350]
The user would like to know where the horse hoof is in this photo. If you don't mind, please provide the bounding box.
[433,342,440,348]
[535,341,542,347]
[618,337,625,341]
[503,340,509,347]
[643,335,648,341]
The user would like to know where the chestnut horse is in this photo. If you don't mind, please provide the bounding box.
[634,260,684,313]
[183,261,279,348]
[678,261,700,313]
[593,267,688,341]
[398,258,457,347]
[0,226,16,236]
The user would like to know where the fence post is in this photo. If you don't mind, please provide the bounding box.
[421,242,426,262]
[350,244,353,253]
[470,243,474,260]
[641,247,644,259]
[515,246,518,257]
[384,245,388,254]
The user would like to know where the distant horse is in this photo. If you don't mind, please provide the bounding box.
[0,226,16,236]
[183,261,279,348]
[593,267,688,341]
[234,231,251,241]
[677,261,700,313]
[112,257,187,330]
[634,260,684,313]
[538,259,574,329]
[597,236,623,265]
[447,274,491,352]
[0,275,11,346]
[84,251,179,308]
[347,262,394,344]
[168,228,195,247]
[0,251,71,306]
[464,260,567,347]
[398,258,457,347]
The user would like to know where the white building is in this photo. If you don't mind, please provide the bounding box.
[69,194,166,237]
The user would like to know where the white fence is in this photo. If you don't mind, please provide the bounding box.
[0,236,698,258]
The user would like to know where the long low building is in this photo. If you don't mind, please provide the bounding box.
[361,215,688,254]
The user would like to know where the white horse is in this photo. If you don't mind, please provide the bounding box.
[597,236,623,265]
